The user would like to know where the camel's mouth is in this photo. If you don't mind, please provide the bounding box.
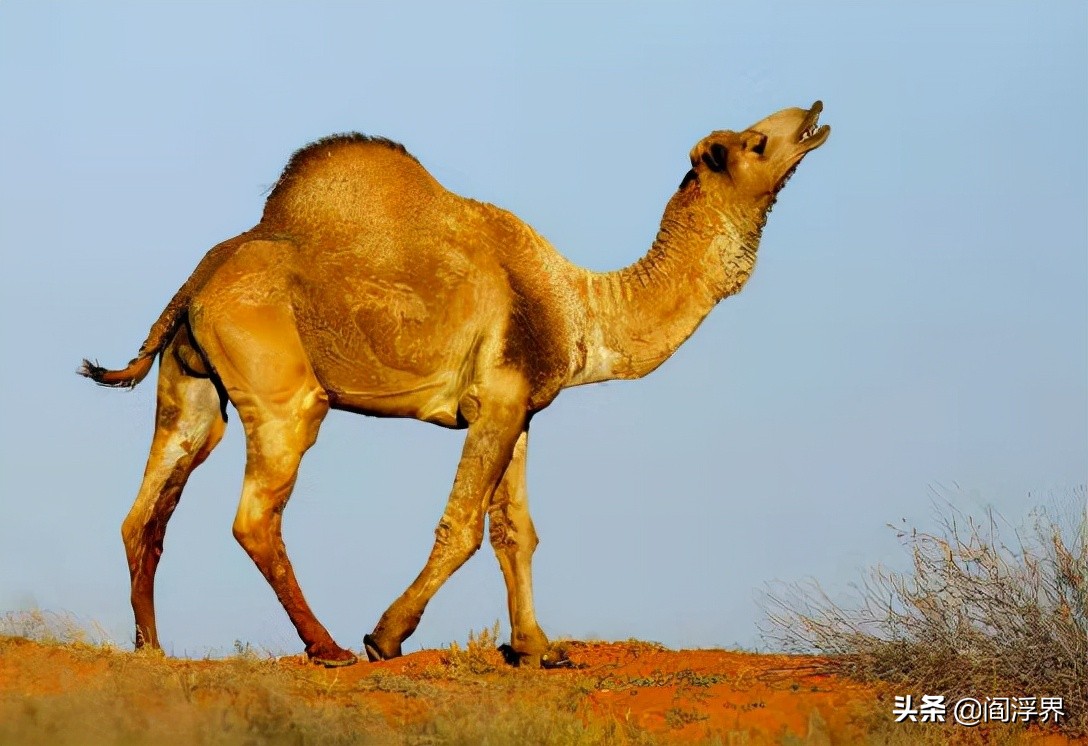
[794,101,830,151]
[761,101,830,192]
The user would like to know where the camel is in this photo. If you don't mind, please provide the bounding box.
[81,101,830,668]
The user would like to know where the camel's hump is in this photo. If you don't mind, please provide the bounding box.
[270,133,419,191]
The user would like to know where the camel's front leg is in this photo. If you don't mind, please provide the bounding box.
[364,380,527,661]
[487,429,556,667]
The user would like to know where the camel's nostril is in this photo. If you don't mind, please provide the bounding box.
[710,143,728,170]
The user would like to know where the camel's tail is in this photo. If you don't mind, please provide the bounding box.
[79,355,156,389]
[79,232,253,389]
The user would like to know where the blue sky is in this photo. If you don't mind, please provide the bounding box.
[0,2,1084,657]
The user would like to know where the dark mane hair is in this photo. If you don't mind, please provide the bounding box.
[267,133,417,196]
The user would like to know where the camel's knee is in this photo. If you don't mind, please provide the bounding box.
[436,515,485,561]
[488,514,508,551]
[488,513,525,552]
[488,510,538,555]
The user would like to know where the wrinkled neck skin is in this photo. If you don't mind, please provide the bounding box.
[569,192,770,386]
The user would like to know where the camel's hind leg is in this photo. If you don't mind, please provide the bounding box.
[123,325,226,650]
[487,429,556,667]
[190,301,356,667]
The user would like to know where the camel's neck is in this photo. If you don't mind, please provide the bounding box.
[571,196,767,385]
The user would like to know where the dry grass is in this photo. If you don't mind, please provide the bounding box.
[0,607,114,647]
[0,641,381,744]
[0,617,658,745]
[762,489,1087,738]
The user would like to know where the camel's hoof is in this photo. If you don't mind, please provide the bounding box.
[307,644,358,668]
[498,643,580,669]
[363,633,401,662]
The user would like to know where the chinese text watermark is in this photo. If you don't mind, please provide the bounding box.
[892,695,1064,726]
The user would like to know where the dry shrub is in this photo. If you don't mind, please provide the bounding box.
[762,488,1087,737]
[0,608,114,648]
[443,621,505,675]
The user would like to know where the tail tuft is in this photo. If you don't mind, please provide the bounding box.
[78,355,154,389]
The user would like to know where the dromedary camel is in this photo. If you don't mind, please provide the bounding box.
[81,102,830,667]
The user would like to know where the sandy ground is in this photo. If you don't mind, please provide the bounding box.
[0,636,1076,744]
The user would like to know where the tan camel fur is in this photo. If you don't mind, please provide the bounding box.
[81,102,830,667]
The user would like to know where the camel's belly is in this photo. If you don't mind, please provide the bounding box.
[300,323,483,428]
[324,373,465,428]
[287,243,507,427]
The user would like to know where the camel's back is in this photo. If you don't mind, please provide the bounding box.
[259,134,445,242]
[246,134,579,410]
[192,134,579,414]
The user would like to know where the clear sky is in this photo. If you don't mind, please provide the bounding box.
[0,2,1084,657]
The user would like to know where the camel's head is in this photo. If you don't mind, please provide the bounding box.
[681,101,830,206]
